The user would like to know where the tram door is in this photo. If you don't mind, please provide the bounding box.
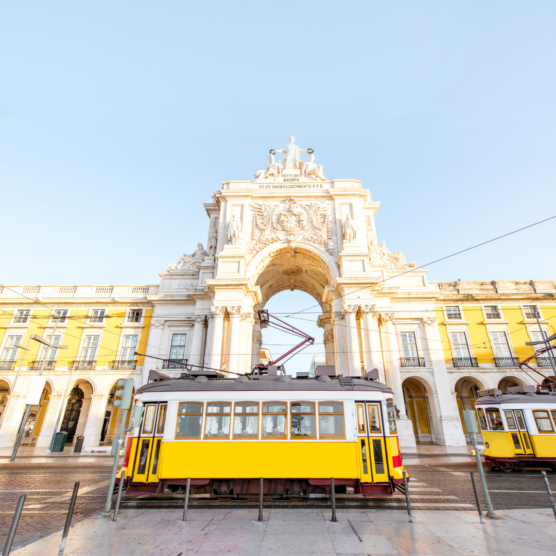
[356,402,389,483]
[505,410,534,456]
[133,403,167,483]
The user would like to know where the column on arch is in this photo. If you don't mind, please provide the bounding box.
[203,315,214,368]
[332,312,348,375]
[240,312,255,374]
[208,306,225,371]
[379,312,416,448]
[344,305,362,376]
[189,315,206,367]
[422,317,466,446]
[226,306,242,375]
[251,319,262,367]
[360,305,385,381]
[317,314,335,367]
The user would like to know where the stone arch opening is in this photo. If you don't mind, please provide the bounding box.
[455,376,486,441]
[60,379,94,444]
[402,377,435,444]
[102,379,136,445]
[0,379,11,425]
[498,375,526,392]
[24,381,52,446]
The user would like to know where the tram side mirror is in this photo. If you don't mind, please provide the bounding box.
[463,409,479,434]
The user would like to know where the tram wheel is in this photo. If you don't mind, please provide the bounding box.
[501,467,513,473]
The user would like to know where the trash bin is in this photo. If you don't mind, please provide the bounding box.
[51,431,68,452]
[74,435,85,453]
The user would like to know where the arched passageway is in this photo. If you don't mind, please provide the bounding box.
[0,380,10,424]
[498,376,525,392]
[403,377,434,443]
[60,380,94,444]
[455,376,485,441]
[101,380,135,445]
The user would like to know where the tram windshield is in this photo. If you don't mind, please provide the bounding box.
[386,399,397,434]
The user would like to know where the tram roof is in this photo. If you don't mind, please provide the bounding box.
[137,374,394,395]
[475,393,556,406]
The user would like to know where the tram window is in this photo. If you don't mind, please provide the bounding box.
[319,402,345,439]
[486,409,504,431]
[233,402,259,439]
[356,404,366,434]
[477,409,488,430]
[142,405,157,434]
[136,439,150,474]
[533,410,554,433]
[157,405,167,434]
[504,411,517,430]
[372,439,385,474]
[360,439,368,474]
[205,402,231,439]
[386,399,397,434]
[291,402,316,439]
[368,404,381,433]
[262,402,287,439]
[151,439,162,474]
[176,402,203,439]
[515,411,526,430]
[551,410,556,428]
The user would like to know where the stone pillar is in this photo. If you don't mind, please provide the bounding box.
[240,313,254,374]
[209,307,225,370]
[226,306,242,375]
[35,393,64,448]
[361,306,385,381]
[344,305,361,376]
[144,319,165,384]
[82,393,111,448]
[323,328,335,366]
[332,312,348,374]
[0,391,28,448]
[189,316,206,367]
[422,317,466,446]
[252,328,262,366]
[203,315,214,368]
[380,313,416,448]
[75,396,92,438]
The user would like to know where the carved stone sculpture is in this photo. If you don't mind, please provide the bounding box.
[207,227,218,256]
[273,135,308,170]
[227,215,242,246]
[299,154,326,181]
[367,223,378,254]
[167,243,208,273]
[250,198,331,253]
[378,241,418,271]
[254,153,283,180]
[342,214,357,244]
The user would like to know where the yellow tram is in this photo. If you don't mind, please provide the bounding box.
[118,367,407,498]
[476,385,556,471]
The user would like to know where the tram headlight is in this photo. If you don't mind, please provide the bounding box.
[485,442,489,449]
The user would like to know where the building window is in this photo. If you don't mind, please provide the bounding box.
[14,310,30,324]
[128,309,143,323]
[89,310,105,323]
[176,402,203,439]
[52,310,68,324]
[121,335,138,360]
[401,332,419,358]
[169,334,186,360]
[82,336,99,360]
[319,402,345,439]
[233,402,259,439]
[491,331,512,357]
[451,332,471,358]
[204,402,231,439]
[524,306,541,319]
[291,402,316,439]
[262,402,287,439]
[445,307,462,320]
[44,335,61,361]
[2,335,23,361]
[484,306,501,319]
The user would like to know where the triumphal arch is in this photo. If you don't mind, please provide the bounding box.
[146,137,466,447]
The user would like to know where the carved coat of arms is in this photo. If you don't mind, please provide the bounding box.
[250,197,334,254]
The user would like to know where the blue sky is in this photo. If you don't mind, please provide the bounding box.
[2,1,555,372]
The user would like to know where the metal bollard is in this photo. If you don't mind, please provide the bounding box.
[470,472,485,524]
[182,477,191,522]
[541,471,556,521]
[330,477,337,522]
[3,494,26,555]
[403,471,413,523]
[258,477,264,522]
[60,482,80,546]
[112,469,126,522]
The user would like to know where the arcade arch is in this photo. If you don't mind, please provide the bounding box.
[455,376,486,440]
[402,377,435,443]
[0,379,10,424]
[498,375,526,392]
[60,379,94,445]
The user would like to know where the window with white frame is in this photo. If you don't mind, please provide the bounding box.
[127,309,143,323]
[121,335,138,360]
[52,310,68,324]
[81,336,99,361]
[524,305,541,319]
[446,306,462,320]
[484,306,501,319]
[451,332,471,358]
[401,332,419,358]
[1,336,23,361]
[491,331,512,357]
[530,330,556,357]
[43,335,61,361]
[89,310,105,323]
[169,334,186,360]
[13,310,30,324]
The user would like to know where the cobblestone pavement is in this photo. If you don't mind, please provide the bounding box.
[0,463,113,550]
[1,461,555,552]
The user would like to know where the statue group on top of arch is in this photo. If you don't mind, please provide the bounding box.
[250,197,334,254]
[254,136,326,182]
[168,243,209,273]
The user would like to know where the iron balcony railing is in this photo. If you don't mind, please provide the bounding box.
[537,358,555,368]
[72,360,96,370]
[111,359,137,370]
[0,361,15,370]
[400,357,426,367]
[452,357,479,368]
[162,359,188,369]
[494,357,520,368]
[28,360,56,371]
